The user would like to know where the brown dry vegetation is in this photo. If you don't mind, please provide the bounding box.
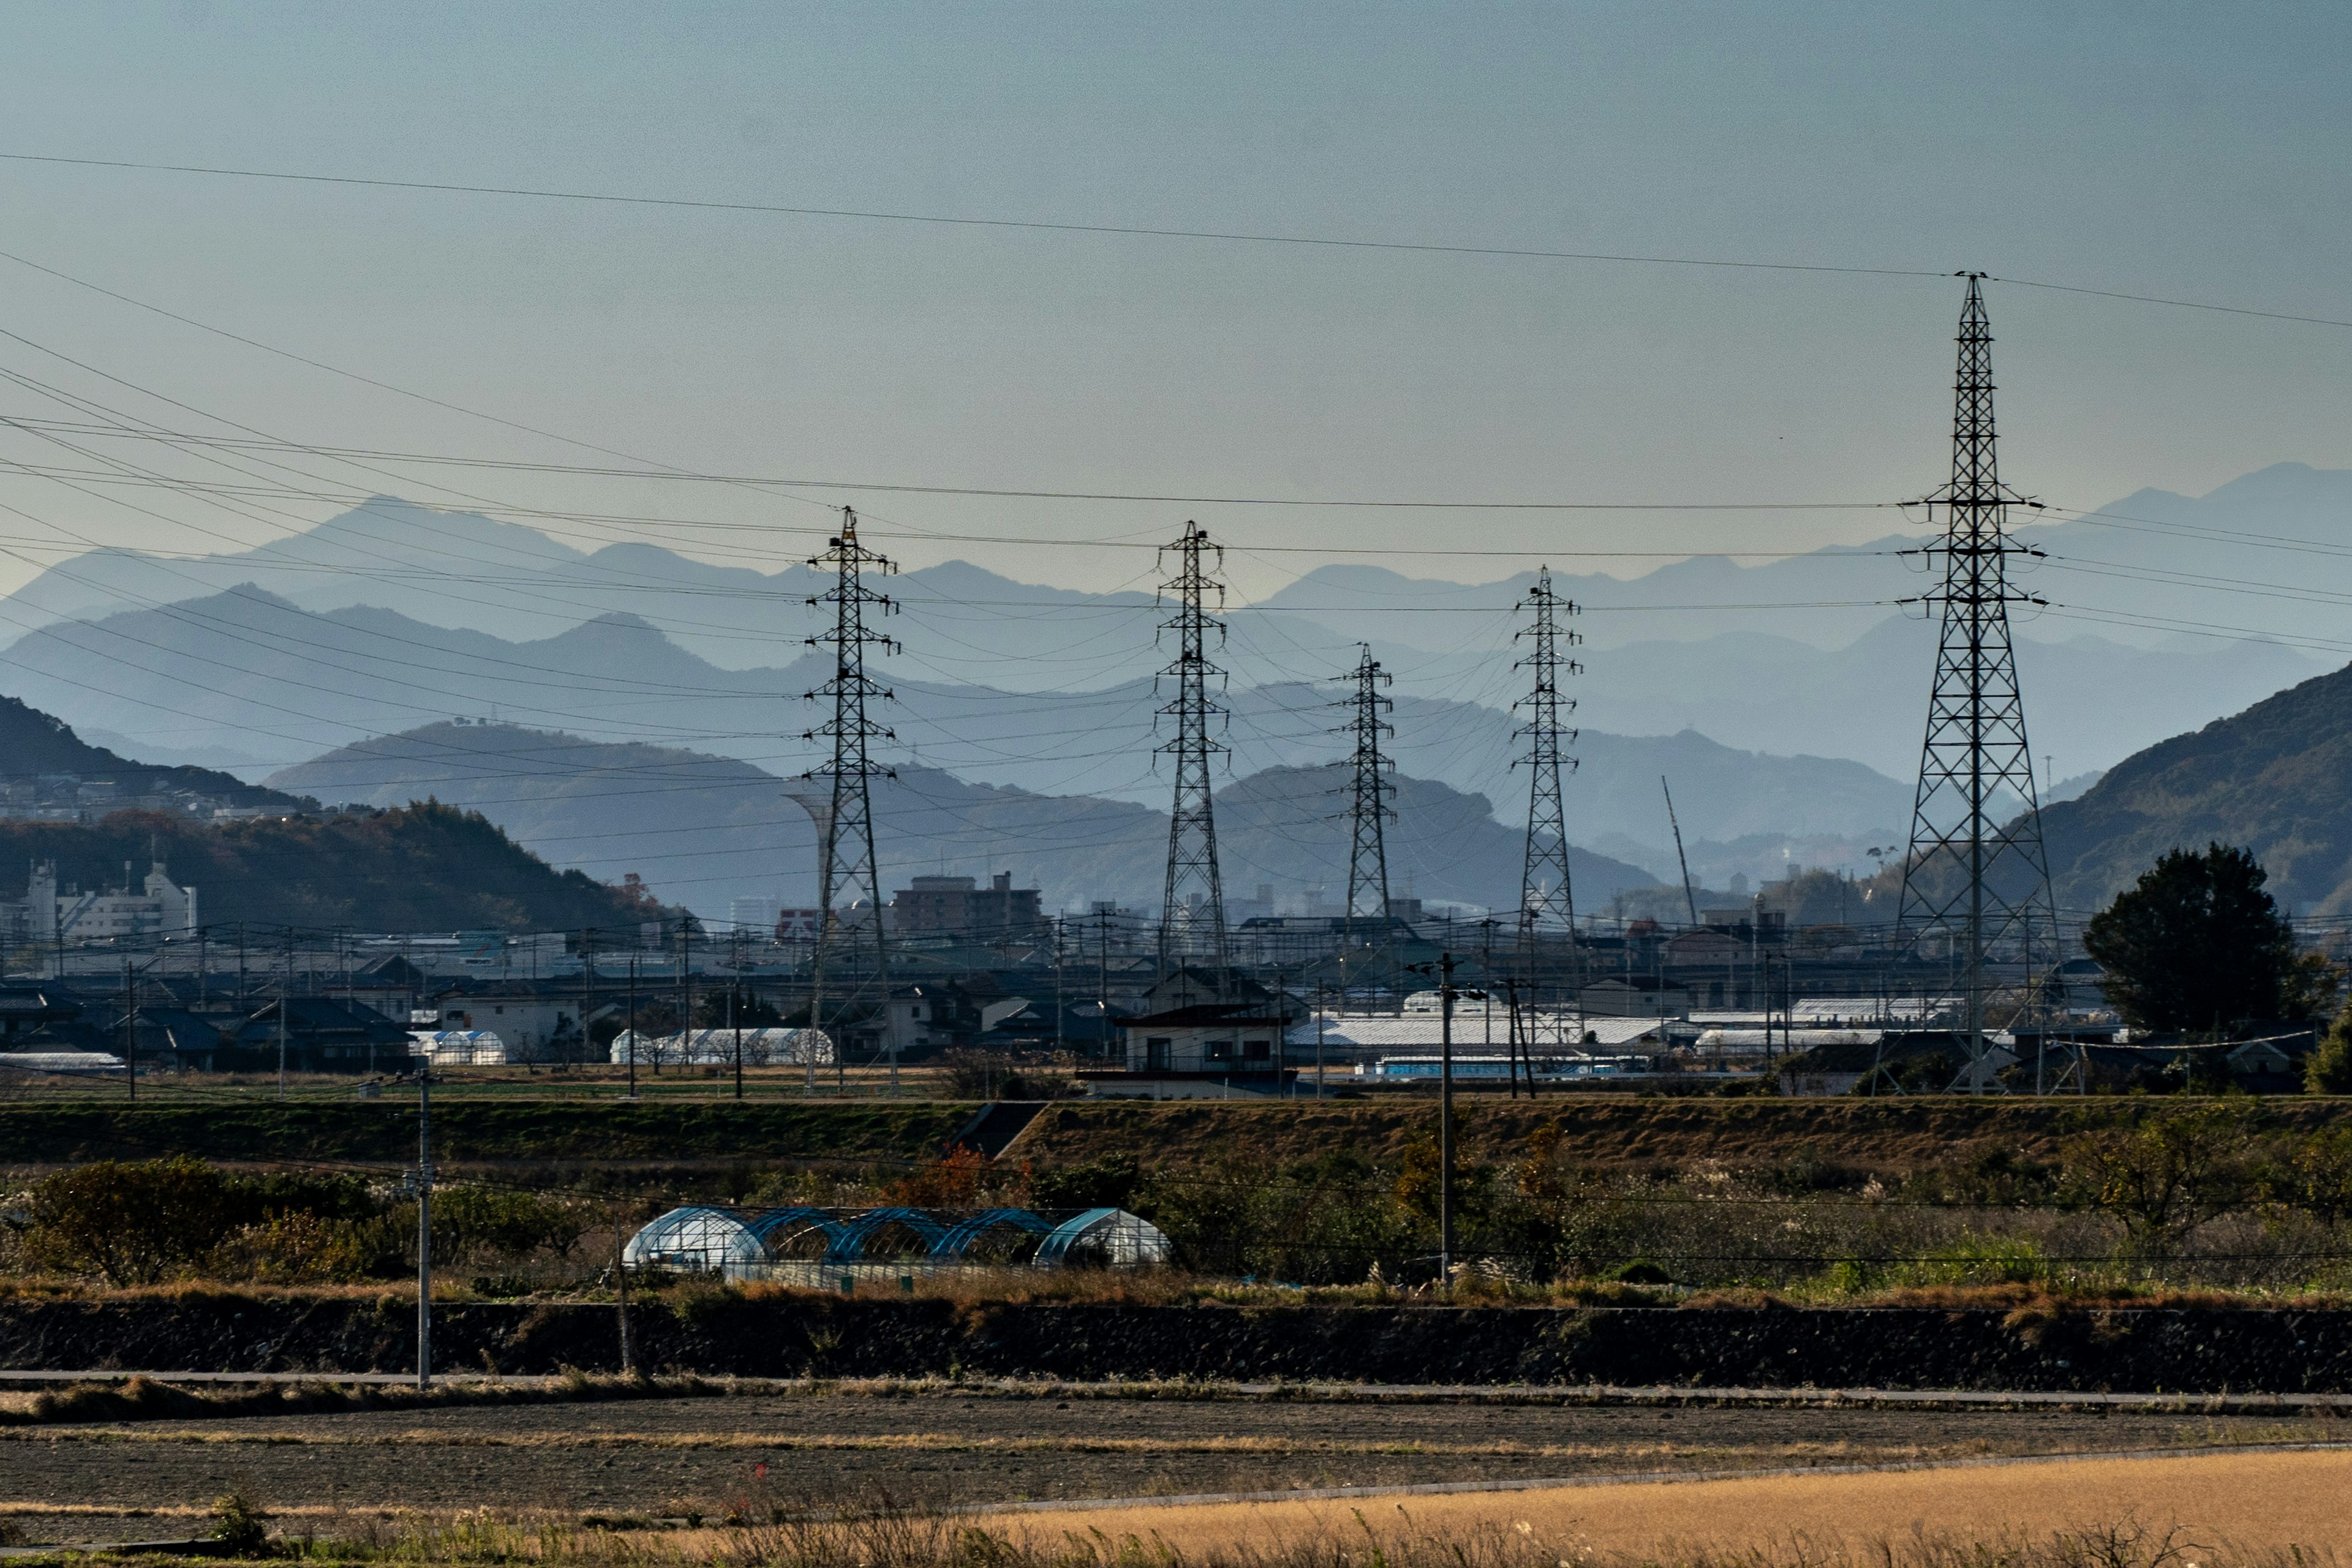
[12,1450,2351,1566]
[1015,1097,2352,1177]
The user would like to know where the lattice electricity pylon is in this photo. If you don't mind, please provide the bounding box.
[1513,570,1582,979]
[801,506,900,1063]
[1155,521,1230,976]
[1895,274,2061,1092]
[1334,643,1395,979]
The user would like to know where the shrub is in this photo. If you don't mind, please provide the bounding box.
[2307,1003,2352,1093]
[430,1187,589,1265]
[2058,1104,2256,1259]
[210,1490,270,1556]
[23,1158,236,1285]
[206,1212,383,1284]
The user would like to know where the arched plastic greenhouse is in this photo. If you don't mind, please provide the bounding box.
[624,1204,1173,1283]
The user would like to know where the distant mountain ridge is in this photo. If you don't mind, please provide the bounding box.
[1,588,1913,872]
[268,722,1658,921]
[1,478,2334,791]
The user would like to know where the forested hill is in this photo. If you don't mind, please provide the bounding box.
[0,695,300,809]
[2041,659,2352,917]
[0,802,669,933]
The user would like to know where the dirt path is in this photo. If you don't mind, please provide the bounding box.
[0,1392,2340,1547]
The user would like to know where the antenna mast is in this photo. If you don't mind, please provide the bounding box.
[1156,522,1229,976]
[801,506,899,1065]
[1896,274,2059,1092]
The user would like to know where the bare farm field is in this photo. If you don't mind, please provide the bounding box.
[0,1387,2345,1548]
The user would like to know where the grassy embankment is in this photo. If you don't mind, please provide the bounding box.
[22,1091,2352,1174]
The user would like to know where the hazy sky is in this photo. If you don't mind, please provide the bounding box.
[3,2,2350,601]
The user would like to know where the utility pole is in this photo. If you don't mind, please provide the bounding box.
[1156,522,1231,979]
[579,928,596,1070]
[678,920,693,1077]
[1314,981,1326,1098]
[1337,644,1396,999]
[121,957,135,1101]
[1406,952,1468,1285]
[614,1215,633,1376]
[730,976,743,1101]
[799,507,899,1093]
[277,927,292,1098]
[1515,571,1581,1005]
[1053,916,1066,1057]
[625,956,638,1099]
[415,1065,433,1390]
[1896,274,2059,1094]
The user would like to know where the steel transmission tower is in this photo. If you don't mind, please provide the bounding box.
[800,506,900,1061]
[1896,274,2059,1091]
[1156,522,1229,975]
[1513,570,1581,951]
[1336,643,1396,967]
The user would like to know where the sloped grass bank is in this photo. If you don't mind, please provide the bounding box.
[0,1101,971,1169]
[6,1291,2352,1392]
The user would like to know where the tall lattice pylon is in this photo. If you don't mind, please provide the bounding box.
[1156,521,1229,976]
[1514,569,1581,948]
[1335,643,1396,978]
[800,506,899,1066]
[1896,274,2059,1093]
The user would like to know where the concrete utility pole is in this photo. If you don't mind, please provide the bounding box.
[121,957,135,1101]
[276,927,292,1098]
[1406,952,1469,1284]
[416,1066,433,1390]
[579,928,596,1070]
[625,956,638,1099]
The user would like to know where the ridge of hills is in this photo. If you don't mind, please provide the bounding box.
[0,698,671,932]
[0,801,669,933]
[0,694,303,811]
[2043,658,2352,918]
[266,720,1659,922]
[0,479,2334,783]
[0,586,1913,882]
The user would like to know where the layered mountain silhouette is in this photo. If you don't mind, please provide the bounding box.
[267,722,1658,921]
[0,587,1912,867]
[0,479,2333,784]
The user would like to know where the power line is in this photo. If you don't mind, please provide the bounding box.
[14,153,2350,330]
[0,151,1948,280]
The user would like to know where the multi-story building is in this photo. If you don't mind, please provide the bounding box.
[24,861,198,944]
[890,872,1044,940]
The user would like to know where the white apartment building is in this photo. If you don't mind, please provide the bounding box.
[25,861,197,944]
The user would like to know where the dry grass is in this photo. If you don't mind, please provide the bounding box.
[0,1371,737,1428]
[159,1452,2352,1567]
[6,1450,2348,1565]
[990,1449,2352,1561]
